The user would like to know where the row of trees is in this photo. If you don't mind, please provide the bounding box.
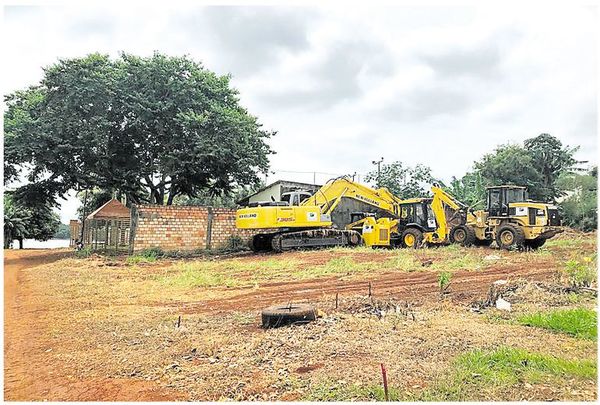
[365,133,596,231]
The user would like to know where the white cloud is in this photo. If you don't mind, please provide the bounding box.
[3,5,597,223]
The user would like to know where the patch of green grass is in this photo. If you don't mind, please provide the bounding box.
[518,308,597,340]
[430,252,481,271]
[292,257,377,279]
[126,255,157,264]
[160,262,241,288]
[385,251,418,271]
[304,381,402,401]
[418,346,597,401]
[545,238,587,249]
[438,271,452,294]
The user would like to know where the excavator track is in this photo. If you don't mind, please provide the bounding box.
[270,229,361,252]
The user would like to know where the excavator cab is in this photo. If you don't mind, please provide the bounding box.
[280,191,313,206]
[486,186,528,217]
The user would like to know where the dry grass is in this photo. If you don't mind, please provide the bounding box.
[15,232,598,401]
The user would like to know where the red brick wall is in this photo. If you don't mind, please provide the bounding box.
[129,205,257,252]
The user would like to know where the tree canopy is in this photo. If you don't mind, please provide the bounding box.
[365,161,437,199]
[4,53,274,207]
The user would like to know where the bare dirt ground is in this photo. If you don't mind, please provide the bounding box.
[3,234,598,401]
[4,249,186,401]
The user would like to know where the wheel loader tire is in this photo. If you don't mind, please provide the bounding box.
[401,228,423,249]
[523,237,546,250]
[496,224,525,250]
[261,303,317,328]
[450,225,476,246]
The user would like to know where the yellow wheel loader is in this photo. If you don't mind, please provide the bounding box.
[449,185,563,250]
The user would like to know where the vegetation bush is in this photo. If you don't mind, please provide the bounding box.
[563,257,596,288]
[75,247,93,258]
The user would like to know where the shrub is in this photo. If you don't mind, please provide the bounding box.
[138,247,164,259]
[563,258,596,288]
[224,235,245,251]
[75,247,93,258]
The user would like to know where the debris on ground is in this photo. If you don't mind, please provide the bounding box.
[495,297,512,311]
[343,296,417,320]
[483,254,502,261]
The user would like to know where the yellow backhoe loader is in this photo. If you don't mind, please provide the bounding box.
[449,185,563,250]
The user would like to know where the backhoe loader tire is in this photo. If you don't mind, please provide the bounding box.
[450,225,476,247]
[261,304,316,328]
[496,224,525,250]
[523,237,546,250]
[401,228,423,249]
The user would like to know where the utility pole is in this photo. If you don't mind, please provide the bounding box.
[372,157,384,187]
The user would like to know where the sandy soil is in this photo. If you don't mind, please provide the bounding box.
[3,249,186,401]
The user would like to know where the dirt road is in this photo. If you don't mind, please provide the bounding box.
[169,261,555,314]
[3,249,186,401]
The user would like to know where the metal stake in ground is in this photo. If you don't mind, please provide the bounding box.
[380,363,389,401]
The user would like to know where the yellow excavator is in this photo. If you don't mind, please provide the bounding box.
[236,176,401,252]
[236,177,464,252]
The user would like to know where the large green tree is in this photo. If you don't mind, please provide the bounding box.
[3,193,60,249]
[471,134,579,202]
[365,161,437,199]
[4,53,274,207]
[524,133,580,201]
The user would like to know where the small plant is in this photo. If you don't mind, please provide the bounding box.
[563,257,596,288]
[75,246,93,258]
[138,247,164,259]
[438,271,452,296]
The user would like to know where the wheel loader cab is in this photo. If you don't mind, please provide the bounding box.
[486,186,528,217]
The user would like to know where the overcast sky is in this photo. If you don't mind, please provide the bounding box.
[3,4,598,223]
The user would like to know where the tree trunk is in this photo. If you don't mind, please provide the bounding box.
[18,237,23,249]
[4,231,11,249]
